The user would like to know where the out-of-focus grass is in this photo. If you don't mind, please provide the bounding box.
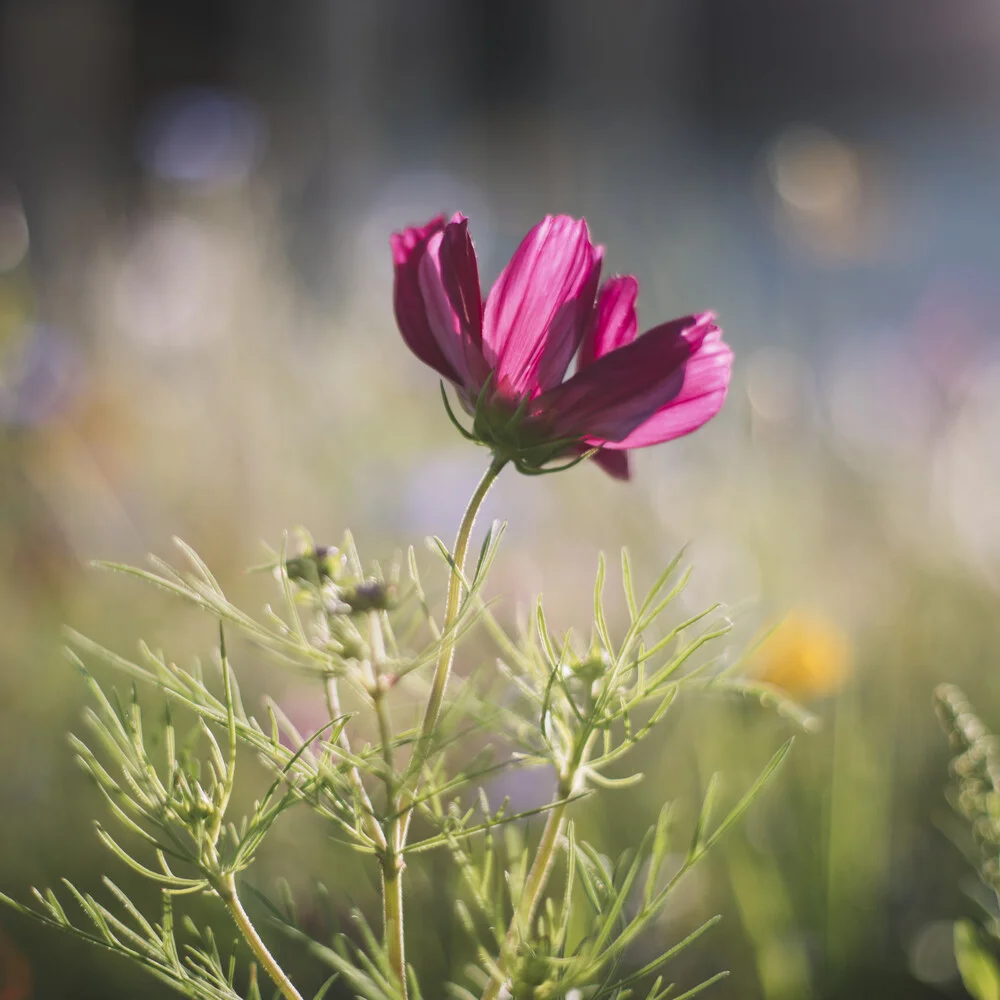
[1,183,999,999]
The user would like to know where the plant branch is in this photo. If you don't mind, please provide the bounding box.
[217,873,304,1000]
[480,779,573,1000]
[324,674,387,853]
[370,608,409,998]
[382,859,406,998]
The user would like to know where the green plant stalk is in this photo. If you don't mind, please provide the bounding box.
[380,818,407,999]
[375,456,504,996]
[369,609,409,999]
[480,779,573,1000]
[370,611,396,778]
[324,675,387,853]
[400,455,506,847]
[382,855,406,998]
[217,873,304,1000]
[481,726,598,1000]
[418,455,506,747]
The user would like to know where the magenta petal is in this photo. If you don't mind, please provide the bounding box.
[437,216,484,346]
[579,276,639,368]
[391,216,461,383]
[603,328,733,449]
[538,313,718,442]
[483,216,602,397]
[391,216,443,267]
[417,220,488,389]
[437,217,491,388]
[589,448,631,480]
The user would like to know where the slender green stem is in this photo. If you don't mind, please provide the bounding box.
[481,724,598,1000]
[400,456,506,842]
[370,611,396,778]
[218,873,304,1000]
[420,456,506,742]
[372,455,504,997]
[369,609,408,998]
[382,857,406,997]
[480,785,572,1000]
[324,674,387,853]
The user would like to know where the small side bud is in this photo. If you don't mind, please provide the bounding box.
[191,783,215,821]
[285,546,339,587]
[343,580,398,614]
[571,649,611,684]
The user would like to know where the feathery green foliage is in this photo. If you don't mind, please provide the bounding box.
[2,499,796,999]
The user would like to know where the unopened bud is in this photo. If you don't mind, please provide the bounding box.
[343,580,397,613]
[285,546,338,586]
[571,649,611,683]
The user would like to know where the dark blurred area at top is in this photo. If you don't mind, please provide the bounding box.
[5,0,1000,296]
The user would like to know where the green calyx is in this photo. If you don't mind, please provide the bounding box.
[439,379,597,475]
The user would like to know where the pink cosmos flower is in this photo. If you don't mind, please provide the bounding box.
[391,213,732,479]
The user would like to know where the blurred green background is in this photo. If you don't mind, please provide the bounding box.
[3,2,1000,997]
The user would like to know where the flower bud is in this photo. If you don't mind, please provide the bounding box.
[285,546,339,587]
[571,648,611,684]
[343,580,397,614]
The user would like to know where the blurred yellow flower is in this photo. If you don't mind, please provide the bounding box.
[752,610,852,701]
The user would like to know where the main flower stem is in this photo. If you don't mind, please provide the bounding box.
[383,455,503,996]
[218,873,304,1000]
[400,455,507,839]
[419,455,506,745]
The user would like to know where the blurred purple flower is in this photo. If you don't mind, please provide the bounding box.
[391,214,732,478]
[138,88,266,188]
[0,326,81,427]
